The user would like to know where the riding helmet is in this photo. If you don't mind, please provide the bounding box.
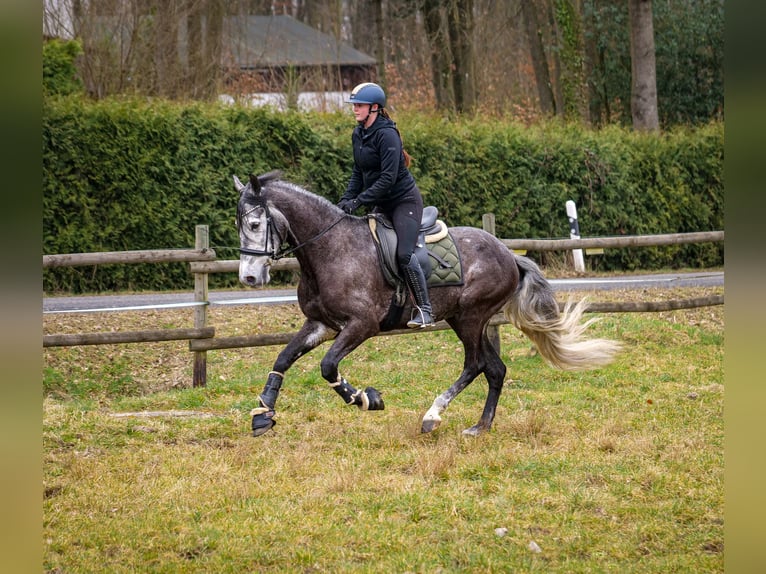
[346,82,386,108]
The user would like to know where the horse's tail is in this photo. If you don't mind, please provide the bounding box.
[504,255,621,371]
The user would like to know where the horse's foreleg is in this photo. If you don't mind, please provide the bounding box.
[320,324,384,412]
[326,376,384,411]
[251,320,336,437]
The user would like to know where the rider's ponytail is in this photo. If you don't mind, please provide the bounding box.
[379,108,412,168]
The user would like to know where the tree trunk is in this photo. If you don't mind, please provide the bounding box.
[543,0,565,117]
[628,0,659,130]
[554,0,589,122]
[581,0,603,126]
[187,2,203,98]
[447,0,475,113]
[372,0,386,87]
[521,0,555,116]
[351,0,384,86]
[423,0,453,111]
[204,0,224,100]
[154,0,179,98]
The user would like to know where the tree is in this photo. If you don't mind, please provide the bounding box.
[422,0,453,110]
[42,0,721,127]
[43,39,84,96]
[627,0,659,130]
[421,0,476,114]
[521,0,556,116]
[447,0,476,112]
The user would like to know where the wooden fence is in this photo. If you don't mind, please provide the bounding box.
[43,222,725,387]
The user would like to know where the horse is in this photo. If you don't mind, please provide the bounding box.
[235,171,620,437]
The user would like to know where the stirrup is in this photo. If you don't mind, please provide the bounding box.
[407,307,435,329]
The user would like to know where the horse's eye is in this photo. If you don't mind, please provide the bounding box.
[249,221,259,231]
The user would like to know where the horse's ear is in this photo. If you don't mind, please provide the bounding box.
[249,173,262,195]
[258,169,284,184]
[233,175,245,193]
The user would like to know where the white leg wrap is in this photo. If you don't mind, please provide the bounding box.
[250,397,272,417]
[329,375,364,407]
[351,389,369,411]
[423,396,448,425]
[423,404,443,425]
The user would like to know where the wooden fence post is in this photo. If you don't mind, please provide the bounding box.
[482,213,501,354]
[192,225,209,387]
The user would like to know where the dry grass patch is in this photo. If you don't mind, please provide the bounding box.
[43,286,723,572]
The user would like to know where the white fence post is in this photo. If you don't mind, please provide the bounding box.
[565,200,586,272]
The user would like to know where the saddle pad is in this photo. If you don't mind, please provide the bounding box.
[426,230,463,287]
[368,218,463,288]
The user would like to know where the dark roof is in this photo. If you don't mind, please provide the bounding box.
[224,15,376,69]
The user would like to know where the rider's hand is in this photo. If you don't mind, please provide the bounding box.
[338,198,359,214]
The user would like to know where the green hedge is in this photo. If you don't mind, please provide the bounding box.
[43,96,723,293]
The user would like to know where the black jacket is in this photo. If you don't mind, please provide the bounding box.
[341,115,418,210]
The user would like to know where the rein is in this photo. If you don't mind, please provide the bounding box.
[239,198,345,260]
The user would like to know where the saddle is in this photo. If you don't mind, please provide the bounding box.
[367,206,463,289]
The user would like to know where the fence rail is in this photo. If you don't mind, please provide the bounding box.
[43,223,725,387]
[44,327,215,348]
[43,248,217,268]
[500,230,723,251]
[188,230,725,275]
[186,295,723,352]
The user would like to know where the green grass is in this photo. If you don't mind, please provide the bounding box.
[43,288,723,573]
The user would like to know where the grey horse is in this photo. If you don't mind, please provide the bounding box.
[235,171,620,437]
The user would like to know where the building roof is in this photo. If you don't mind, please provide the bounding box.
[224,15,376,69]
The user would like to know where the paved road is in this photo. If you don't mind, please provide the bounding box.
[43,271,723,314]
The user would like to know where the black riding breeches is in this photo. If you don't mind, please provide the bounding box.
[384,197,423,267]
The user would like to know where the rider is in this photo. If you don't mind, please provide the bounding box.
[337,82,435,328]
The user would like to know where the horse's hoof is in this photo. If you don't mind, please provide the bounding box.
[421,418,441,433]
[251,410,276,437]
[364,387,385,410]
[461,425,485,437]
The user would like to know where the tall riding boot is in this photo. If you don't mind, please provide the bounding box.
[403,256,436,328]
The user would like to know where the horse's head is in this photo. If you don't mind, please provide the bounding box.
[234,171,286,287]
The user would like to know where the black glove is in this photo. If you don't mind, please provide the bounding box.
[338,198,359,214]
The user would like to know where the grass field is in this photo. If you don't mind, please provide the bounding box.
[43,286,723,573]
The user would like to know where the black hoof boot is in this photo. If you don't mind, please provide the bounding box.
[364,386,385,411]
[251,407,276,437]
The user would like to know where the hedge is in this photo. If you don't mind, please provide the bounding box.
[43,96,723,293]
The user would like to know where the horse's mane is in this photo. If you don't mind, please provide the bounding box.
[237,172,340,236]
[263,177,338,213]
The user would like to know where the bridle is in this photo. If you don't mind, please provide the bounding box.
[237,197,285,258]
[238,195,345,261]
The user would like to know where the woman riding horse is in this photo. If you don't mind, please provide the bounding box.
[336,82,435,329]
[237,172,621,438]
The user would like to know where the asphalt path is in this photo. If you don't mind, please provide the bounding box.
[43,271,723,314]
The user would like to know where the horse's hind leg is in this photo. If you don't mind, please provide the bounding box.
[421,364,478,433]
[462,334,507,436]
[421,325,506,436]
[421,320,483,433]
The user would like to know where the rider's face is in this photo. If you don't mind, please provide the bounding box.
[352,103,375,123]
